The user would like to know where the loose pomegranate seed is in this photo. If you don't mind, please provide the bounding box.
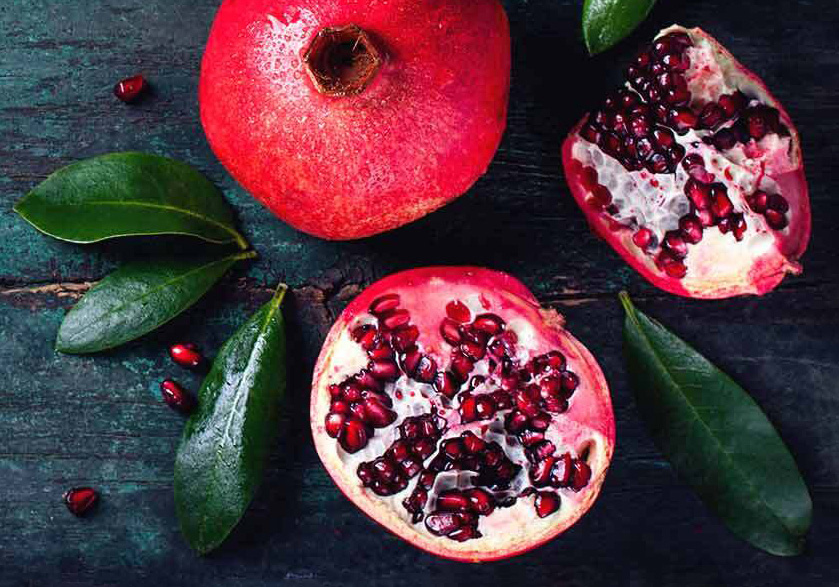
[169,342,203,369]
[160,380,197,414]
[113,75,147,103]
[63,487,99,516]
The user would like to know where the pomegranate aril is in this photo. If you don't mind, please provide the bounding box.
[505,410,529,434]
[730,214,747,241]
[664,231,688,258]
[465,488,495,515]
[571,460,593,491]
[114,75,147,103]
[710,185,734,218]
[460,340,486,361]
[380,308,410,330]
[450,352,474,381]
[169,343,203,368]
[459,397,478,423]
[391,325,419,352]
[534,491,560,518]
[433,370,459,399]
[679,215,704,244]
[530,457,554,487]
[63,487,98,516]
[765,209,789,230]
[160,380,196,414]
[437,490,470,512]
[363,398,397,427]
[446,300,471,323]
[369,294,400,315]
[718,91,747,117]
[712,128,737,150]
[550,453,574,487]
[325,413,346,438]
[462,431,486,453]
[412,355,438,383]
[352,324,379,350]
[529,440,556,461]
[367,339,394,360]
[369,359,399,381]
[696,208,716,228]
[331,400,350,414]
[440,318,462,345]
[633,227,654,249]
[748,191,768,213]
[560,371,580,394]
[474,396,496,420]
[699,103,725,129]
[768,193,790,213]
[339,418,369,453]
[670,107,698,133]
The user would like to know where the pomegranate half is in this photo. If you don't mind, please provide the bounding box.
[200,0,511,240]
[311,267,615,561]
[562,25,810,298]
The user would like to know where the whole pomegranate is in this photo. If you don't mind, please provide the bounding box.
[562,26,810,298]
[200,0,510,240]
[311,267,615,561]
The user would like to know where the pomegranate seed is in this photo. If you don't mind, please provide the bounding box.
[63,487,98,516]
[331,400,350,414]
[369,293,400,315]
[679,215,704,244]
[443,300,471,323]
[765,209,789,230]
[379,308,410,330]
[730,214,747,241]
[530,440,556,461]
[352,325,379,350]
[718,91,747,117]
[339,418,368,453]
[450,351,474,381]
[748,190,769,213]
[699,103,725,129]
[367,340,394,360]
[363,398,397,428]
[368,359,399,381]
[433,371,459,398]
[712,128,737,150]
[425,512,466,536]
[710,186,734,219]
[580,166,599,190]
[529,412,551,431]
[474,396,496,420]
[696,208,716,227]
[571,460,593,491]
[664,231,688,258]
[459,397,478,423]
[465,488,495,515]
[160,380,196,414]
[534,491,560,518]
[169,342,203,368]
[767,193,790,213]
[325,413,346,437]
[505,410,529,434]
[391,325,419,352]
[633,227,654,249]
[472,313,505,335]
[670,107,698,133]
[745,108,768,140]
[530,457,555,487]
[550,453,574,487]
[560,371,579,394]
[462,431,486,453]
[113,75,147,103]
[412,355,437,383]
[439,318,462,346]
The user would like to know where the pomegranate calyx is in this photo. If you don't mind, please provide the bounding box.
[303,25,383,97]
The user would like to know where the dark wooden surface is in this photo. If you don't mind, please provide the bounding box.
[2,1,838,585]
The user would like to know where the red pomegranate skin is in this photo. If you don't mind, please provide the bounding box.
[200,0,511,240]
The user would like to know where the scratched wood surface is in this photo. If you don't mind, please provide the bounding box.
[1,0,838,585]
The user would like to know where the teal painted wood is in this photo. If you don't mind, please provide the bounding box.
[1,0,838,585]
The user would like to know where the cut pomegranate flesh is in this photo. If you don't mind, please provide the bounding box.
[562,26,810,299]
[311,267,615,562]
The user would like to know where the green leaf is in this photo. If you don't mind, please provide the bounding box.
[14,152,248,249]
[582,0,657,55]
[620,293,812,556]
[56,250,256,354]
[174,285,288,555]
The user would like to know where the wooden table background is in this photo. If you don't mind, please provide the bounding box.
[1,1,838,585]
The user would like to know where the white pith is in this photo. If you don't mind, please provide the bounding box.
[311,270,616,560]
[571,28,795,255]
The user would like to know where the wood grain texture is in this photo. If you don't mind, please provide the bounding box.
[1,0,838,585]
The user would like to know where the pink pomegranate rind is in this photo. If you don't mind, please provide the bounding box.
[562,25,810,299]
[311,267,615,562]
[200,0,511,241]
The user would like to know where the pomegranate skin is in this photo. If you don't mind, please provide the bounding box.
[311,267,615,562]
[562,26,811,299]
[200,0,510,240]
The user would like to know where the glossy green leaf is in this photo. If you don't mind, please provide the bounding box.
[174,285,288,555]
[582,0,657,55]
[620,293,812,556]
[14,152,248,249]
[56,251,256,354]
